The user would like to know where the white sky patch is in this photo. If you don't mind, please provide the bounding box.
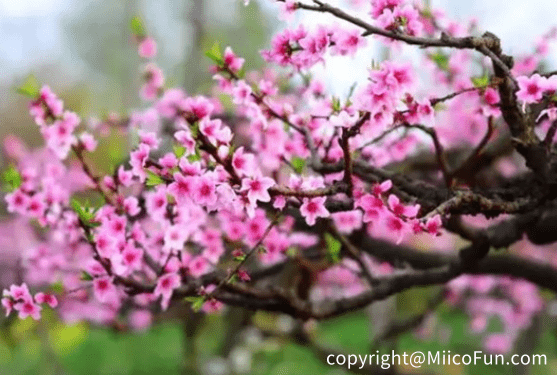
[0,0,65,17]
[259,0,557,96]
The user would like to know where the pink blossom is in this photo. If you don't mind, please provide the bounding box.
[330,28,367,56]
[154,273,181,310]
[129,309,153,331]
[516,74,546,104]
[238,269,251,282]
[330,111,359,128]
[117,166,134,187]
[232,80,253,105]
[138,36,157,58]
[188,256,210,278]
[168,173,195,203]
[7,283,33,302]
[2,298,14,317]
[174,130,196,156]
[331,210,363,234]
[232,147,255,176]
[93,276,117,303]
[356,194,385,222]
[164,224,189,251]
[372,180,392,196]
[123,196,141,217]
[34,292,58,308]
[79,132,97,152]
[241,175,275,205]
[6,189,29,214]
[14,300,42,320]
[300,197,329,226]
[192,176,218,207]
[385,213,408,244]
[371,0,403,19]
[484,333,513,354]
[424,215,442,235]
[387,194,420,218]
[279,0,297,22]
[121,245,143,272]
[483,87,500,106]
[223,47,245,73]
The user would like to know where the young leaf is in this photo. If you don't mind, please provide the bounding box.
[80,271,94,281]
[173,145,186,158]
[331,96,341,112]
[205,42,223,66]
[184,296,205,312]
[70,198,99,227]
[130,16,146,37]
[471,74,490,88]
[430,52,449,71]
[324,233,341,263]
[291,157,306,174]
[2,165,22,192]
[15,75,40,98]
[228,274,239,285]
[286,247,298,257]
[145,170,164,186]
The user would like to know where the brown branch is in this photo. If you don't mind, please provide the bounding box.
[329,225,377,287]
[448,116,495,180]
[399,123,451,187]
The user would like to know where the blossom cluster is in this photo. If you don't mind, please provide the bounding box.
[2,283,57,320]
[0,0,555,356]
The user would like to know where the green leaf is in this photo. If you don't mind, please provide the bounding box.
[49,281,65,294]
[324,233,341,263]
[173,145,186,158]
[286,247,298,257]
[71,198,100,227]
[471,74,490,88]
[130,16,146,37]
[145,170,164,186]
[430,52,449,71]
[15,74,40,98]
[331,96,341,112]
[205,42,223,66]
[71,199,93,222]
[291,157,306,174]
[80,271,93,281]
[184,296,205,312]
[2,165,22,192]
[228,274,239,285]
[233,254,246,262]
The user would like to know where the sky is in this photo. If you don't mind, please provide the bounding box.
[1,0,557,91]
[258,0,557,94]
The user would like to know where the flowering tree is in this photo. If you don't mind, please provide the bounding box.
[3,0,557,369]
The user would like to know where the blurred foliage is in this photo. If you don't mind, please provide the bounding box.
[0,310,183,375]
[2,300,557,374]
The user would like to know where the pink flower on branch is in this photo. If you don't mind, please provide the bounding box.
[241,175,275,206]
[138,36,157,59]
[300,196,329,226]
[154,273,181,311]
